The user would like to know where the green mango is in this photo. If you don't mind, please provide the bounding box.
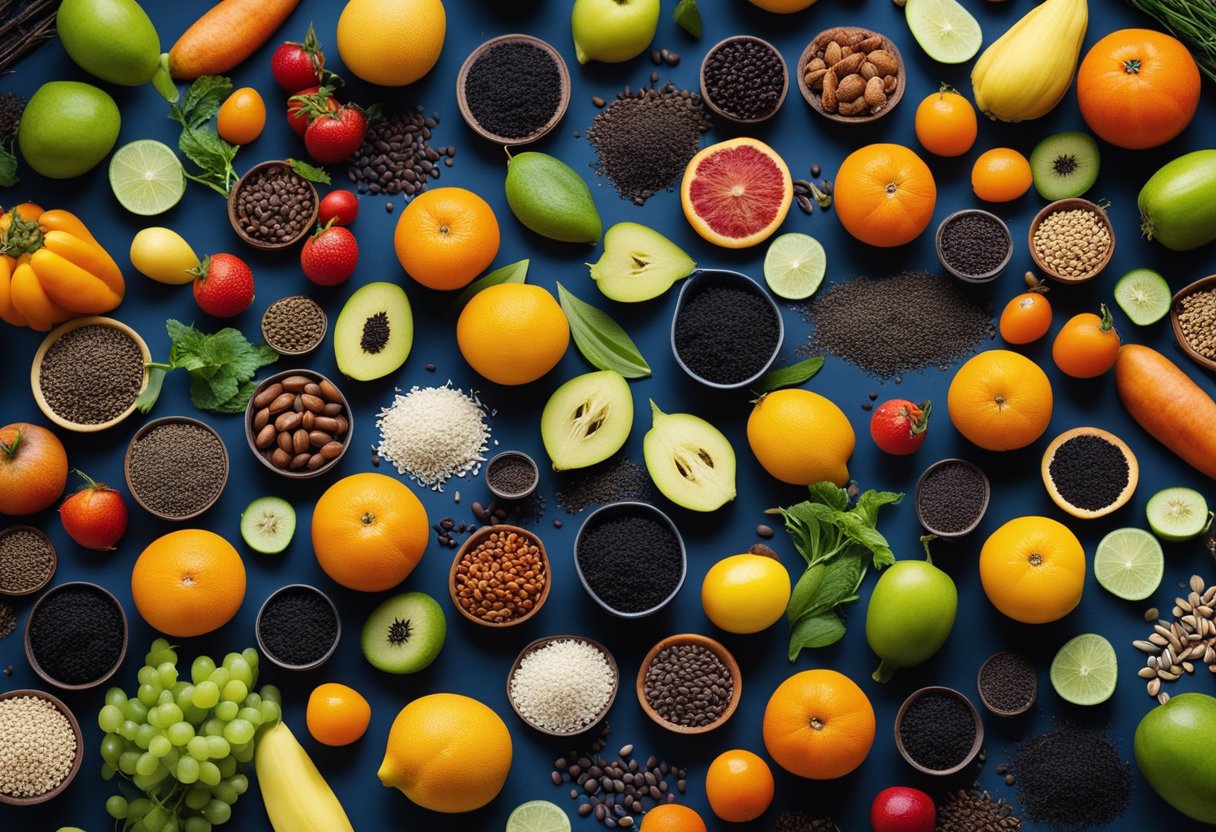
[865,550,957,683]
[57,0,161,86]
[1135,692,1216,823]
[1138,149,1216,252]
[505,151,602,244]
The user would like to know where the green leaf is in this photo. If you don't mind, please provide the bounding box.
[178,127,238,195]
[673,0,702,38]
[288,158,331,185]
[808,481,850,512]
[452,259,529,310]
[176,76,232,129]
[786,564,825,622]
[556,283,651,379]
[154,320,279,415]
[807,556,866,615]
[756,356,824,393]
[0,143,17,188]
[852,489,904,528]
[787,611,846,660]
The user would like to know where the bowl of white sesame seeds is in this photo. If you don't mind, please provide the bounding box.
[0,689,83,805]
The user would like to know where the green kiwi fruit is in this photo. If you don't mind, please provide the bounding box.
[1030,132,1101,200]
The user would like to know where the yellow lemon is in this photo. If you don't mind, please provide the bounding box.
[701,553,792,634]
[747,389,855,486]
[456,283,569,385]
[337,0,446,86]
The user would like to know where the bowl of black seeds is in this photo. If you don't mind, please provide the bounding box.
[255,584,341,671]
[915,458,990,538]
[30,317,150,433]
[228,160,319,250]
[637,633,741,734]
[977,651,1038,718]
[25,581,127,690]
[895,686,984,776]
[125,416,229,521]
[699,36,788,124]
[486,450,540,501]
[0,526,56,598]
[671,269,784,390]
[935,209,1013,283]
[574,501,686,619]
[261,295,327,356]
[457,34,571,145]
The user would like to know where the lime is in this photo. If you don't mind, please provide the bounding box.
[1094,528,1164,600]
[763,233,826,300]
[1114,268,1171,326]
[1050,633,1118,706]
[506,800,571,832]
[904,0,983,64]
[1146,487,1210,542]
[109,140,186,216]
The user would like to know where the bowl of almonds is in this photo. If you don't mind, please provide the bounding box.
[244,369,352,479]
[797,27,905,123]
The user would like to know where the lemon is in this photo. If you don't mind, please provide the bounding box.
[905,0,983,64]
[747,389,855,486]
[702,554,792,634]
[129,227,199,285]
[109,141,186,216]
[337,0,446,86]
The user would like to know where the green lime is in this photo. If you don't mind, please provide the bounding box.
[108,140,186,216]
[1094,528,1164,601]
[904,0,983,64]
[506,800,571,832]
[1114,269,1171,326]
[1146,487,1210,542]
[763,233,826,300]
[1050,633,1118,706]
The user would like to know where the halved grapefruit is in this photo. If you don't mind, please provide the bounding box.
[680,138,792,249]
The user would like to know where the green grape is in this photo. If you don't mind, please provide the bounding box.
[208,667,231,689]
[259,684,281,705]
[242,692,261,710]
[228,774,248,795]
[205,736,230,759]
[187,736,210,761]
[135,723,159,750]
[106,794,129,819]
[118,750,141,775]
[171,680,190,696]
[149,735,172,758]
[185,816,212,832]
[220,680,247,703]
[129,797,152,818]
[186,785,211,810]
[119,719,139,741]
[104,686,128,708]
[258,701,281,726]
[129,822,149,832]
[231,742,253,764]
[137,683,161,707]
[168,720,195,746]
[176,755,201,784]
[221,652,241,670]
[148,637,171,655]
[191,655,216,685]
[201,799,231,825]
[158,703,184,726]
[193,681,220,710]
[137,666,159,686]
[147,707,165,730]
[133,767,169,792]
[158,661,178,687]
[236,707,261,726]
[100,733,125,763]
[199,760,222,787]
[98,704,124,733]
[157,689,175,706]
[152,648,178,668]
[100,762,116,780]
[135,751,160,777]
[184,704,210,725]
[226,658,252,688]
[124,698,149,722]
[210,782,238,805]
[214,701,238,722]
[143,805,166,830]
[216,756,237,779]
[202,717,225,737]
[222,719,254,746]
[176,684,196,710]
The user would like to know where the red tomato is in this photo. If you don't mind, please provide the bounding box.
[1053,304,1120,378]
[318,190,359,226]
[0,422,68,515]
[60,471,128,550]
[287,86,339,140]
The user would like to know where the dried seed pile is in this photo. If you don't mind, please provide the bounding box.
[452,530,547,624]
[0,527,54,593]
[935,786,1022,831]
[802,270,994,377]
[701,37,785,121]
[1047,433,1130,511]
[375,383,492,491]
[1009,725,1132,827]
[0,92,25,143]
[258,586,338,667]
[346,108,454,197]
[1032,207,1111,279]
[1175,285,1216,360]
[0,695,77,798]
[673,285,780,384]
[641,642,733,728]
[577,513,682,613]
[898,690,976,771]
[233,165,316,245]
[939,212,1010,277]
[262,295,326,354]
[556,455,653,514]
[464,40,562,139]
[977,651,1036,714]
[773,811,839,832]
[127,422,226,517]
[803,28,900,118]
[917,462,986,535]
[509,639,615,733]
[0,604,15,640]
[27,585,124,685]
[1133,573,1216,702]
[38,324,144,424]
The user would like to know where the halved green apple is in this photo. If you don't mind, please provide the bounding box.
[643,400,736,512]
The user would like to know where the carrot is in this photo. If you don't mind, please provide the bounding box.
[169,0,302,80]
[1114,344,1216,479]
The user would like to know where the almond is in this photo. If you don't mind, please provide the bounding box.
[836,74,867,103]
[821,69,838,113]
[883,74,898,94]
[856,34,884,53]
[825,41,842,66]
[807,57,826,72]
[838,98,869,116]
[860,61,877,80]
[805,68,828,89]
[867,49,899,76]
[864,75,887,108]
[830,52,866,78]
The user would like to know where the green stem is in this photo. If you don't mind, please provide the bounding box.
[920,533,938,565]
[872,658,898,684]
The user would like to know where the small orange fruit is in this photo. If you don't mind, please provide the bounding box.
[638,803,708,832]
[947,350,1053,451]
[1052,304,1120,378]
[131,529,246,637]
[747,389,855,486]
[216,87,266,145]
[456,283,569,385]
[835,143,937,247]
[980,515,1086,623]
[914,86,978,157]
[763,669,876,780]
[971,148,1033,202]
[393,187,500,290]
[705,749,774,822]
[307,683,372,746]
[999,289,1053,345]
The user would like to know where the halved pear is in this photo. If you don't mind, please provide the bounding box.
[643,400,736,512]
[541,370,633,470]
[590,222,696,302]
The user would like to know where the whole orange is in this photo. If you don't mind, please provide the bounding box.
[947,350,1053,451]
[394,187,499,290]
[834,143,936,247]
[747,389,855,486]
[337,0,446,87]
[311,473,429,592]
[639,804,708,832]
[456,283,569,385]
[131,529,246,637]
[971,148,1032,202]
[307,683,372,746]
[762,669,876,780]
[914,86,977,157]
[705,749,774,822]
[980,515,1086,623]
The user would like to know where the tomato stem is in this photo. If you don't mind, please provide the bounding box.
[0,427,21,459]
[1098,302,1115,333]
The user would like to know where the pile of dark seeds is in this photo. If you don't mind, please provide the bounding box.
[1047,433,1130,511]
[577,513,682,613]
[898,690,977,771]
[556,455,653,514]
[464,40,562,139]
[673,285,780,384]
[233,165,316,245]
[258,587,338,667]
[550,723,687,829]
[1009,725,1132,827]
[487,454,538,497]
[803,270,994,378]
[917,461,987,534]
[774,811,839,832]
[0,528,55,593]
[27,585,124,685]
[127,422,226,518]
[0,92,25,143]
[939,212,1010,277]
[701,37,785,121]
[936,786,1022,831]
[262,296,326,354]
[38,324,144,424]
[977,651,1037,714]
[586,80,711,205]
[642,643,733,728]
[346,107,454,197]
[432,492,547,549]
[0,604,15,640]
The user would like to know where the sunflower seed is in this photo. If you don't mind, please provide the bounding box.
[1190,591,1203,607]
[1135,639,1162,653]
[1148,655,1160,670]
[1159,691,1171,705]
[1203,586,1216,604]
[1184,661,1195,673]
[1183,615,1199,629]
[1191,575,1205,594]
[1161,647,1174,668]
[1205,646,1215,664]
[1155,624,1173,638]
[1149,633,1169,647]
[1158,669,1180,681]
[1147,678,1161,696]
[1138,667,1158,679]
[1199,605,1214,618]
[1177,597,1194,613]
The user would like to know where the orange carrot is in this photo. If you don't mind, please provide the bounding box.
[1115,344,1216,479]
[169,0,302,80]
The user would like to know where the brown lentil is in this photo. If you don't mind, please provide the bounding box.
[38,324,144,425]
[127,421,226,517]
[0,695,77,798]
[0,527,55,593]
[642,643,733,728]
[452,529,546,623]
[1032,207,1111,279]
[233,165,316,244]
[262,296,326,354]
[249,374,349,473]
[1175,286,1216,360]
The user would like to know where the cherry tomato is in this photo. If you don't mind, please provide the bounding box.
[306,683,370,746]
[216,87,266,146]
[1000,292,1053,344]
[914,86,977,157]
[318,190,359,226]
[1052,303,1120,378]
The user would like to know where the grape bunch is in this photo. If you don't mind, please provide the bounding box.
[97,639,282,832]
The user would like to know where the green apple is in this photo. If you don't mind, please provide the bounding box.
[643,400,736,512]
[1134,692,1216,823]
[571,0,660,65]
[590,223,697,302]
[56,828,87,831]
[865,553,957,683]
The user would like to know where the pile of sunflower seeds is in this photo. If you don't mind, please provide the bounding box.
[1134,574,1216,702]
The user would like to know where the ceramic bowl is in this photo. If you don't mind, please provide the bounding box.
[1169,273,1216,373]
[449,524,551,628]
[227,160,319,250]
[260,295,328,356]
[976,651,1038,718]
[894,686,985,776]
[255,584,341,671]
[914,458,991,539]
[0,689,84,805]
[1027,197,1115,283]
[125,416,229,521]
[244,369,352,479]
[574,501,686,619]
[636,633,742,735]
[485,450,540,501]
[935,209,1013,283]
[0,525,57,598]
[24,581,128,691]
[456,34,571,146]
[507,635,619,736]
[796,27,905,123]
[699,35,788,125]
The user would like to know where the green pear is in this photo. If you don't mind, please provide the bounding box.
[1135,692,1216,823]
[643,400,736,512]
[505,151,602,244]
[57,0,161,86]
[571,0,660,65]
[590,223,697,302]
[866,536,958,683]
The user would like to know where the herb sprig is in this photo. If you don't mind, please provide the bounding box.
[167,76,240,196]
[136,320,279,415]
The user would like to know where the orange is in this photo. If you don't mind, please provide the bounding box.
[131,529,246,637]
[337,0,445,86]
[639,804,708,832]
[971,148,1033,202]
[947,350,1053,451]
[999,291,1053,345]
[216,87,266,145]
[394,187,499,291]
[456,283,569,385]
[762,669,876,780]
[980,515,1086,623]
[311,473,429,592]
[914,86,978,157]
[747,389,854,486]
[835,143,937,247]
[680,137,793,249]
[705,749,774,822]
[307,683,372,746]
[1052,304,1120,378]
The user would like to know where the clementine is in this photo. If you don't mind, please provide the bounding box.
[705,749,774,822]
[639,804,708,832]
[307,683,372,746]
[746,389,855,486]
[456,283,569,385]
[311,473,429,592]
[980,515,1086,623]
[947,350,1053,451]
[971,148,1032,202]
[834,143,936,247]
[762,669,876,780]
[131,529,246,637]
[394,187,500,290]
[914,86,978,157]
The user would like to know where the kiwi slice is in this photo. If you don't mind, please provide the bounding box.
[361,592,447,674]
[1030,132,1100,200]
[1146,487,1211,542]
[1114,268,1171,326]
[239,497,296,554]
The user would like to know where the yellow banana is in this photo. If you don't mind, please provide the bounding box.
[254,721,355,832]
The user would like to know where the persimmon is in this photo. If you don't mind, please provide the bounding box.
[1053,303,1120,378]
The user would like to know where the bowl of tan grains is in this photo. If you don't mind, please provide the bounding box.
[797,27,905,123]
[507,635,619,736]
[125,416,229,520]
[1028,198,1115,283]
[637,633,741,734]
[0,526,56,597]
[245,369,352,478]
[449,524,550,627]
[1170,273,1216,372]
[261,295,327,356]
[0,689,83,805]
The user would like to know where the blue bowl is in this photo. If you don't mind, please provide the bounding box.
[574,501,687,619]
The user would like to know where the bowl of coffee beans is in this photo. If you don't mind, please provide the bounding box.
[0,526,57,598]
[699,36,788,125]
[25,581,127,691]
[935,209,1013,283]
[637,633,741,734]
[797,27,905,123]
[228,161,319,250]
[244,369,352,479]
[125,416,229,521]
[261,295,327,356]
[449,524,551,628]
[0,689,84,806]
[456,34,571,146]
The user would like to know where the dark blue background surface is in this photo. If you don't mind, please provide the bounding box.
[2,0,1215,829]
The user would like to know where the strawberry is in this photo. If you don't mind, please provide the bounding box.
[301,221,358,286]
[286,86,338,139]
[870,399,931,455]
[318,189,359,227]
[303,102,368,165]
[271,24,324,92]
[192,254,254,317]
[60,470,127,551]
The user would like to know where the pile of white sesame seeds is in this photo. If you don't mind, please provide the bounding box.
[0,695,77,798]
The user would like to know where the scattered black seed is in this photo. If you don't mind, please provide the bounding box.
[371,451,381,467]
[233,164,315,244]
[978,651,1037,714]
[1005,774,1017,785]
[775,811,839,832]
[674,285,779,384]
[347,107,450,198]
[28,585,123,685]
[38,324,144,424]
[810,163,821,178]
[258,586,338,667]
[385,201,394,213]
[661,49,680,66]
[553,518,563,529]
[756,524,774,539]
[868,391,878,400]
[262,296,326,354]
[861,402,872,411]
[898,691,976,771]
[0,92,25,144]
[425,363,436,372]
[556,455,654,514]
[0,603,15,640]
[1048,434,1129,511]
[359,311,390,355]
[464,40,562,139]
[702,37,785,120]
[577,513,681,613]
[651,49,662,65]
[917,461,987,535]
[1010,726,1132,827]
[940,212,1011,277]
[0,528,54,594]
[127,422,226,518]
[642,643,732,728]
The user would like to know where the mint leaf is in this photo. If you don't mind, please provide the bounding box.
[453,259,529,310]
[178,128,238,195]
[143,320,278,414]
[673,0,702,38]
[0,143,17,187]
[556,282,651,379]
[288,158,331,185]
[757,356,824,392]
[175,76,232,129]
[788,611,845,660]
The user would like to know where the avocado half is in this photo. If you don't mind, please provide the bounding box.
[333,282,413,381]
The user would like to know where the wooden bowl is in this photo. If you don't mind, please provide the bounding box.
[637,633,742,735]
[796,27,905,124]
[699,35,788,125]
[977,651,1037,718]
[574,501,687,618]
[0,526,57,598]
[0,689,84,805]
[25,581,128,691]
[507,635,619,736]
[935,209,1013,283]
[894,686,984,776]
[125,416,229,521]
[244,369,352,480]
[255,584,341,672]
[227,160,319,250]
[1170,273,1216,373]
[29,316,150,433]
[1028,198,1115,283]
[261,295,328,357]
[449,524,551,628]
[456,34,571,146]
[915,458,990,539]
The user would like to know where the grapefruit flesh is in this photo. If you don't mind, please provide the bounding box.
[681,138,792,249]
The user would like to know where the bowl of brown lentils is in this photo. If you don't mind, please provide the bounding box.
[0,525,56,598]
[244,369,353,479]
[0,688,84,806]
[797,26,905,123]
[449,524,550,628]
[125,416,229,521]
[228,160,319,250]
[261,295,328,356]
[1028,197,1115,283]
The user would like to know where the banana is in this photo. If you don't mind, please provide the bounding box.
[255,721,355,832]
